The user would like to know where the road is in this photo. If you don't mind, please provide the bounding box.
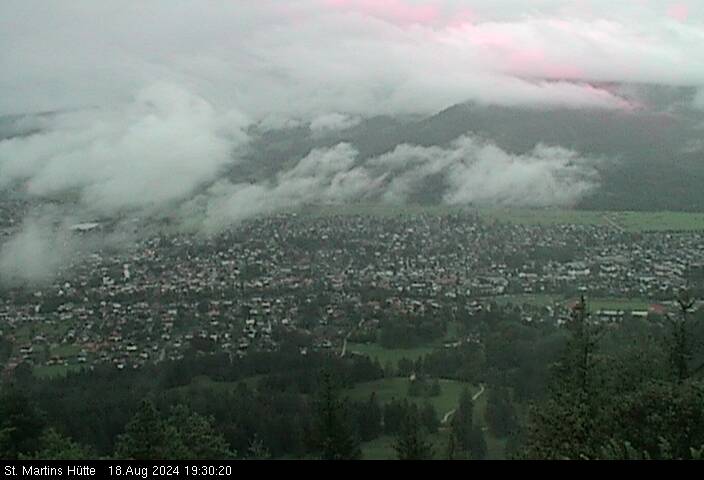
[603,214,625,233]
[340,318,365,357]
[441,383,485,425]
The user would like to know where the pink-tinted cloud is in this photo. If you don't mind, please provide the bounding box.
[667,3,689,21]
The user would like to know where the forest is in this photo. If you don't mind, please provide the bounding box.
[2,291,704,460]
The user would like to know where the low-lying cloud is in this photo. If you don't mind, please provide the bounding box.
[0,84,249,216]
[192,135,599,234]
[694,88,704,109]
[0,215,76,285]
[1,0,700,283]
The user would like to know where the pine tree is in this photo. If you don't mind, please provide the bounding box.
[485,387,518,438]
[0,388,45,459]
[167,405,234,459]
[523,296,605,459]
[115,400,184,460]
[246,434,271,460]
[450,387,474,454]
[394,407,433,460]
[313,371,361,460]
[467,425,487,460]
[357,393,382,441]
[670,288,695,382]
[21,428,93,460]
[420,402,439,434]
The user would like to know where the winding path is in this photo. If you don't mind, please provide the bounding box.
[441,383,486,425]
[603,214,625,233]
[340,318,365,357]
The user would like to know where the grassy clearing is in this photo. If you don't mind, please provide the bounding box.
[479,208,607,227]
[361,432,450,460]
[493,294,652,312]
[33,364,83,379]
[493,294,565,307]
[586,297,652,311]
[360,434,399,460]
[480,208,704,232]
[354,379,505,460]
[614,211,704,232]
[168,375,250,396]
[471,385,506,460]
[443,321,461,341]
[346,342,436,366]
[51,344,82,358]
[345,377,476,415]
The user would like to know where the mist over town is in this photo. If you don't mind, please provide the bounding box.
[1,0,704,462]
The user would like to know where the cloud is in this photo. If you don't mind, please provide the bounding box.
[0,216,76,285]
[0,83,249,215]
[2,1,703,119]
[694,88,704,109]
[310,113,361,133]
[366,135,598,206]
[191,134,599,234]
[0,0,700,282]
[196,143,375,232]
[444,141,598,207]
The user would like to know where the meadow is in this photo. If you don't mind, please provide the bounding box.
[345,377,506,460]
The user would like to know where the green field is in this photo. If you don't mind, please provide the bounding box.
[493,294,653,312]
[349,378,505,459]
[346,342,436,365]
[493,294,565,307]
[33,364,84,379]
[345,377,477,415]
[167,375,255,397]
[481,208,704,232]
[616,211,704,232]
[480,208,607,227]
[169,373,503,458]
[51,344,82,358]
[361,432,449,460]
[587,297,652,311]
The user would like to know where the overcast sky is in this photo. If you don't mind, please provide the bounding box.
[1,0,703,118]
[1,1,703,283]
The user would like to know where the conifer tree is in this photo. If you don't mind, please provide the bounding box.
[312,371,361,460]
[394,407,433,460]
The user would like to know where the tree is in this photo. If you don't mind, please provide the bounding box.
[523,296,605,459]
[607,380,704,460]
[394,407,434,460]
[563,296,601,396]
[449,387,474,454]
[167,405,234,459]
[0,388,45,459]
[384,361,395,378]
[115,400,184,460]
[383,398,406,435]
[356,393,382,441]
[21,429,93,460]
[420,402,439,434]
[669,288,695,382]
[312,371,361,460]
[467,426,487,460]
[246,434,271,460]
[485,387,518,438]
